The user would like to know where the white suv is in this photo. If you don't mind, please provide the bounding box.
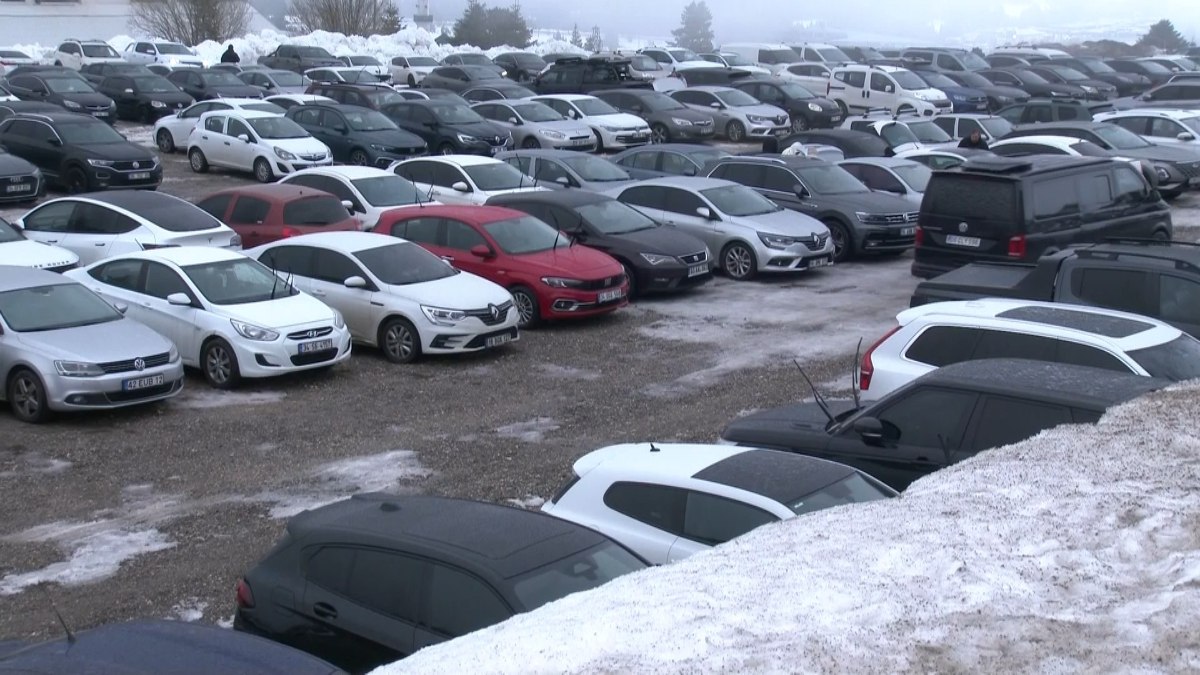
[858,298,1200,401]
[53,39,123,70]
[187,110,332,182]
[827,64,951,116]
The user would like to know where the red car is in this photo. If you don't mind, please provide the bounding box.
[376,205,629,327]
[195,184,360,248]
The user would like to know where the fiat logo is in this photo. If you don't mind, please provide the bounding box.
[133,358,145,371]
[958,222,969,233]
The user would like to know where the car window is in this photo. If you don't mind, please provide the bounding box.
[1055,340,1130,372]
[662,188,706,216]
[603,482,686,534]
[1079,174,1114,209]
[617,185,664,210]
[204,116,225,133]
[257,245,314,276]
[444,220,486,250]
[22,201,77,233]
[1147,117,1183,138]
[229,196,271,224]
[1031,176,1079,218]
[502,156,531,174]
[874,387,978,450]
[849,164,903,192]
[1071,268,1151,314]
[660,152,696,176]
[682,491,777,546]
[290,107,321,126]
[1109,117,1147,135]
[869,73,891,92]
[142,261,192,300]
[969,396,1072,451]
[424,564,510,636]
[305,546,352,593]
[345,548,423,622]
[1113,166,1147,201]
[88,259,143,291]
[283,197,351,226]
[973,329,1058,361]
[74,204,139,235]
[391,216,440,243]
[532,159,569,184]
[624,151,657,171]
[311,249,364,284]
[228,118,252,138]
[1159,275,1200,324]
[904,325,982,367]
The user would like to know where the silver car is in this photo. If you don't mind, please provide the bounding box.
[238,69,308,95]
[471,100,597,151]
[669,86,790,141]
[607,177,834,280]
[496,149,638,192]
[838,157,932,207]
[0,266,183,423]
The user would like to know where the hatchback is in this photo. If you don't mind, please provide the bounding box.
[195,183,360,248]
[390,155,548,206]
[187,109,332,182]
[471,100,597,150]
[279,166,430,230]
[153,98,286,153]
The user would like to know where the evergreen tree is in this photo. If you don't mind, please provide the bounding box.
[671,0,714,53]
[584,25,603,52]
[451,0,531,48]
[1137,19,1192,52]
[570,23,583,48]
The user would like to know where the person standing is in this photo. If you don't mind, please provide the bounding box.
[959,128,989,150]
[220,44,240,64]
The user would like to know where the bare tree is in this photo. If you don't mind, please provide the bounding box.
[289,0,399,36]
[129,0,252,45]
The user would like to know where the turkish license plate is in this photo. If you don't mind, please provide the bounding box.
[485,332,513,347]
[123,374,164,391]
[598,288,623,303]
[945,234,981,248]
[299,339,333,353]
[5,184,30,193]
[807,256,832,269]
[130,172,151,180]
[900,227,916,236]
[830,115,842,123]
[93,111,109,117]
[687,263,708,277]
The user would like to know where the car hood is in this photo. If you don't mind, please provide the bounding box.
[384,269,509,306]
[445,120,508,140]
[529,119,593,136]
[587,112,648,129]
[0,240,79,269]
[734,103,788,119]
[939,86,985,99]
[207,84,262,97]
[729,208,829,236]
[80,142,157,162]
[0,153,36,174]
[14,317,174,363]
[216,291,335,329]
[515,244,622,276]
[982,84,1029,99]
[1118,143,1200,162]
[268,136,331,154]
[909,87,949,102]
[357,128,426,148]
[609,225,706,256]
[818,189,915,212]
[651,107,711,123]
[576,178,640,193]
[720,401,859,445]
[59,92,112,106]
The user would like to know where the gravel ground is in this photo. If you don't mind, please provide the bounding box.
[1,121,1198,639]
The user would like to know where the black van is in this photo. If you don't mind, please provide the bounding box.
[912,155,1172,278]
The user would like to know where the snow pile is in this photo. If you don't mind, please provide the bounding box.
[375,382,1200,673]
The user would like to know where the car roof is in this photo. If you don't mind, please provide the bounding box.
[263,230,395,253]
[62,191,199,218]
[206,183,335,201]
[200,108,278,120]
[840,156,922,169]
[623,142,720,154]
[379,203,526,224]
[531,93,598,101]
[676,85,738,94]
[10,111,101,124]
[0,264,73,292]
[288,494,611,578]
[288,165,392,180]
[953,153,1113,175]
[122,245,244,267]
[1012,120,1105,131]
[917,358,1167,408]
[628,175,731,190]
[1098,109,1200,119]
[714,154,823,169]
[404,154,503,168]
[489,188,610,208]
[990,134,1089,147]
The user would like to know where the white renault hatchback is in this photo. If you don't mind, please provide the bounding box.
[859,298,1200,401]
[246,232,519,364]
[542,443,896,565]
[67,247,352,388]
[187,109,332,182]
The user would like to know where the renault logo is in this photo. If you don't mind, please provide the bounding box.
[488,304,500,321]
[133,358,145,371]
[958,222,969,233]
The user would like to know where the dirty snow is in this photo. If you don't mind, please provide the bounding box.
[376,382,1200,674]
[0,453,71,479]
[263,450,432,519]
[169,598,208,623]
[0,529,174,596]
[504,495,546,510]
[170,389,286,410]
[495,417,560,443]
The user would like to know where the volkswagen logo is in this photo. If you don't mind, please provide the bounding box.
[132,161,140,169]
[958,222,969,233]
[488,304,500,321]
[8,177,18,184]
[133,358,145,371]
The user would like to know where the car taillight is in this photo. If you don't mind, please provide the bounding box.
[281,226,301,238]
[860,325,900,392]
[236,578,255,609]
[1007,234,1026,258]
[913,226,923,247]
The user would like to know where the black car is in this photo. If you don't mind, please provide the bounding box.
[979,68,1085,99]
[730,77,843,131]
[0,112,162,192]
[0,619,342,674]
[720,359,1167,491]
[419,65,505,93]
[304,81,408,109]
[492,51,547,82]
[1106,59,1174,88]
[285,103,426,166]
[1027,64,1117,100]
[1,65,85,81]
[167,68,263,100]
[96,74,193,122]
[0,148,44,203]
[488,190,713,296]
[0,100,63,121]
[1054,57,1150,96]
[591,89,715,143]
[4,73,115,122]
[995,97,1115,125]
[934,69,1030,111]
[776,128,892,158]
[78,61,153,86]
[233,493,645,673]
[912,155,1171,279]
[394,87,471,106]
[534,56,653,95]
[380,100,511,156]
[462,82,536,102]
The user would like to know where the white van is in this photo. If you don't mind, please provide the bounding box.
[826,64,951,116]
[720,43,801,69]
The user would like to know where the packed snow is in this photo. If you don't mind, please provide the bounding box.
[262,449,432,518]
[494,417,561,443]
[168,598,208,623]
[375,382,1200,673]
[0,528,174,596]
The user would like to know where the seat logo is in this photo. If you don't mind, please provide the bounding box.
[133,358,145,371]
[958,222,969,233]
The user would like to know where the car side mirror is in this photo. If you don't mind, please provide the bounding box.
[166,292,192,307]
[852,416,884,444]
[567,109,578,118]
[469,243,494,258]
[555,175,572,187]
[508,116,521,126]
[341,199,354,213]
[1178,132,1195,141]
[683,166,697,176]
[237,134,250,143]
[696,206,715,220]
[792,184,809,198]
[451,181,471,192]
[1142,93,1153,101]
[709,101,723,109]
[343,275,367,288]
[112,302,128,314]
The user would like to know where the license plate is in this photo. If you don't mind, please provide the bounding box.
[598,289,623,303]
[123,374,164,391]
[830,115,842,123]
[130,172,151,180]
[945,235,981,247]
[807,256,832,269]
[485,333,513,347]
[94,112,109,117]
[900,227,916,236]
[5,184,30,193]
[299,339,333,353]
[687,264,708,277]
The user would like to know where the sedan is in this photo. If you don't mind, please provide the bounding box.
[609,143,732,179]
[67,248,352,388]
[420,65,506,93]
[249,232,519,363]
[471,100,597,150]
[195,183,360,248]
[591,89,716,143]
[279,166,431,230]
[0,149,44,203]
[390,155,548,205]
[669,86,789,141]
[497,149,638,192]
[0,266,183,423]
[838,157,931,207]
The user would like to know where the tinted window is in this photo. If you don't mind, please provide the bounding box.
[924,177,1018,224]
[229,196,271,224]
[354,241,457,285]
[510,541,644,611]
[904,326,982,366]
[1113,166,1147,201]
[391,216,439,243]
[1128,334,1200,381]
[345,549,423,622]
[1159,275,1200,325]
[89,259,143,291]
[143,262,192,300]
[311,249,363,284]
[196,194,232,221]
[970,396,1072,451]
[1073,268,1150,314]
[875,388,978,449]
[662,188,706,216]
[76,204,139,235]
[22,202,76,233]
[445,220,486,249]
[682,491,777,545]
[973,330,1057,361]
[283,197,351,226]
[1079,174,1114,209]
[1032,176,1079,218]
[424,565,510,637]
[1056,340,1129,372]
[603,482,686,534]
[204,116,225,133]
[660,152,697,176]
[617,186,664,210]
[306,546,353,593]
[257,245,313,276]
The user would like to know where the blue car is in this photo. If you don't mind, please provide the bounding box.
[911,70,989,113]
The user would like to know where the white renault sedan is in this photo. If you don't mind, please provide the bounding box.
[246,232,519,364]
[67,248,351,388]
[187,109,332,182]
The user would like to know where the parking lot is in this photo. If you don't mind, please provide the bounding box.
[1,119,1198,639]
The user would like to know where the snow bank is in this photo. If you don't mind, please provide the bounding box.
[374,382,1200,673]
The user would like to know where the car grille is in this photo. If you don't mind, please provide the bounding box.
[967,97,987,105]
[111,160,156,172]
[32,260,75,273]
[579,273,625,291]
[803,233,830,251]
[86,104,111,114]
[98,352,171,374]
[290,348,339,366]
[694,119,713,127]
[616,132,649,143]
[296,153,327,161]
[568,134,593,141]
[464,300,513,326]
[1176,161,1200,179]
[286,326,333,340]
[679,250,708,265]
[876,212,920,225]
[485,136,507,147]
[933,100,953,109]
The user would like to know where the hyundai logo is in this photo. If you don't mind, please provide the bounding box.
[304,329,320,339]
[133,358,145,371]
[488,304,500,321]
[958,222,969,233]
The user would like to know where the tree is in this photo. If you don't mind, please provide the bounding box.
[450,0,532,48]
[129,0,251,45]
[970,47,985,58]
[288,0,400,35]
[1137,19,1192,53]
[380,3,402,34]
[584,25,602,52]
[570,23,583,48]
[671,0,714,53]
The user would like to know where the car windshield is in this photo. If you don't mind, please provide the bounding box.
[131,75,177,93]
[953,71,993,88]
[891,70,929,90]
[1017,70,1050,84]
[483,215,571,254]
[980,117,1014,137]
[249,116,308,139]
[155,43,191,55]
[561,155,630,182]
[819,47,851,62]
[719,54,751,66]
[407,56,439,67]
[576,199,657,234]
[0,218,24,243]
[45,77,95,93]
[464,162,528,190]
[714,89,760,107]
[242,102,286,114]
[1179,116,1200,134]
[918,72,958,88]
[346,109,396,131]
[57,121,126,145]
[297,46,334,58]
[1128,335,1200,381]
[347,56,381,66]
[1092,124,1152,149]
[629,54,660,71]
[906,120,952,143]
[354,241,457,285]
[0,283,121,332]
[270,70,304,86]
[960,52,989,70]
[352,175,420,206]
[575,97,618,115]
[701,184,781,216]
[778,82,816,99]
[1049,66,1089,81]
[184,258,298,304]
[202,71,244,86]
[669,49,700,62]
[82,44,119,58]
[892,163,931,191]
[797,164,870,194]
[340,70,380,83]
[511,541,644,611]
[788,472,894,516]
[430,102,485,123]
[879,123,921,147]
[512,102,562,122]
[1079,58,1115,74]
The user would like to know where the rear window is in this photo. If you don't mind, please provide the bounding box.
[283,197,350,226]
[132,198,226,232]
[1127,335,1200,381]
[923,176,1019,224]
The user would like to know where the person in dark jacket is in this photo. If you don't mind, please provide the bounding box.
[959,128,989,150]
[762,136,780,154]
[220,45,240,64]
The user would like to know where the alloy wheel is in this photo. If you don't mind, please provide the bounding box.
[383,320,417,363]
[10,372,44,422]
[650,124,669,144]
[204,342,233,386]
[723,244,755,280]
[156,129,175,153]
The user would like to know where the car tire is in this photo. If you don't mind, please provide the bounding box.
[378,317,420,364]
[725,120,746,142]
[438,143,456,155]
[349,149,370,166]
[650,123,669,144]
[834,100,848,116]
[621,262,638,300]
[1153,229,1171,241]
[253,157,273,183]
[408,74,417,87]
[156,128,176,153]
[590,128,605,152]
[201,338,241,388]
[64,167,89,194]
[7,368,50,424]
[521,136,541,149]
[825,219,854,262]
[188,148,209,173]
[791,116,809,132]
[720,241,757,281]
[510,286,540,328]
[897,104,914,115]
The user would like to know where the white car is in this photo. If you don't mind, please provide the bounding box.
[639,47,714,72]
[0,48,39,77]
[1095,108,1200,147]
[529,94,652,150]
[153,98,286,154]
[52,39,123,70]
[838,157,931,207]
[303,66,386,85]
[123,40,204,68]
[264,93,335,111]
[336,55,390,82]
[773,62,834,93]
[15,191,241,266]
[0,218,78,271]
[389,56,440,87]
[827,64,952,117]
[389,155,547,206]
[187,109,332,182]
[279,166,432,230]
[858,298,1200,401]
[541,443,897,565]
[246,232,519,364]
[66,248,352,388]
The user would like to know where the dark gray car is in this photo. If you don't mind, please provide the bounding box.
[590,88,716,143]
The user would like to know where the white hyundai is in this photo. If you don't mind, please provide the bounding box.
[389,155,547,206]
[67,247,352,388]
[187,109,332,182]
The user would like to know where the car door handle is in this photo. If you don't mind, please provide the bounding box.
[201,135,208,140]
[44,239,58,243]
[311,290,326,297]
[312,602,338,619]
[224,141,231,146]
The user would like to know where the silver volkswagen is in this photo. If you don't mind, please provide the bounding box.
[0,266,183,423]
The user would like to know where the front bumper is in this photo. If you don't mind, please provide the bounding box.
[859,223,917,253]
[745,122,790,139]
[596,127,652,149]
[48,361,185,410]
[801,109,843,129]
[232,325,353,378]
[673,124,716,140]
[0,173,44,202]
[87,165,164,190]
[636,254,714,292]
[755,237,836,272]
[276,155,334,174]
[540,283,630,318]
[370,148,428,167]
[427,325,520,352]
[458,140,513,157]
[545,135,597,151]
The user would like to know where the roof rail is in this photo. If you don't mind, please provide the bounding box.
[1100,237,1200,248]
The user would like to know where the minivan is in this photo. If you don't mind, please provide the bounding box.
[912,155,1172,278]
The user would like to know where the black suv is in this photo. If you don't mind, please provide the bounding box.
[913,155,1171,278]
[533,56,653,95]
[380,99,511,156]
[720,359,1167,491]
[730,77,843,131]
[492,51,547,82]
[4,72,116,122]
[233,493,645,672]
[995,97,1114,125]
[96,74,193,122]
[304,81,407,109]
[284,103,426,166]
[166,69,263,100]
[0,112,162,192]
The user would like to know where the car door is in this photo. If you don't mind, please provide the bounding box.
[658,187,717,246]
[226,195,273,247]
[438,218,495,277]
[615,184,666,225]
[410,563,514,652]
[2,119,60,173]
[869,72,896,110]
[136,260,204,360]
[17,200,76,247]
[307,247,377,337]
[224,117,258,171]
[65,203,139,264]
[196,114,229,165]
[318,109,353,158]
[959,394,1074,457]
[666,490,779,563]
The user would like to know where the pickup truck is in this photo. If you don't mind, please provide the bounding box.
[257,45,341,73]
[909,239,1200,338]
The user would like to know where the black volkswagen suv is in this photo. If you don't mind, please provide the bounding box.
[0,112,162,192]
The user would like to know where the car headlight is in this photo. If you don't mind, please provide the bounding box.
[671,117,693,127]
[541,276,585,288]
[1156,165,1171,180]
[456,133,479,143]
[747,115,770,124]
[599,124,619,132]
[856,211,890,225]
[369,143,392,152]
[421,305,467,324]
[87,158,114,167]
[230,318,279,341]
[168,344,180,363]
[54,360,103,377]
[274,146,296,160]
[1081,85,1096,93]
[63,100,82,109]
[758,232,798,249]
[332,310,345,329]
[806,102,822,112]
[640,252,675,265]
[539,129,566,140]
[1050,90,1070,97]
[150,100,166,108]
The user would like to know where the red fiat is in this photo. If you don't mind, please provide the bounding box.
[195,183,360,248]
